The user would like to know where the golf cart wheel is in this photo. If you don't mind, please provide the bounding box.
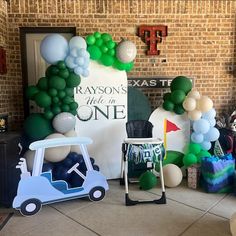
[20,198,42,216]
[89,187,105,201]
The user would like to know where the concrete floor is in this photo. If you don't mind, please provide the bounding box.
[1,179,234,236]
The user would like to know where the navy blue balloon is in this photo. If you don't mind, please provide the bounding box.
[42,163,54,172]
[69,171,85,188]
[61,156,74,168]
[93,164,100,171]
[90,157,95,165]
[78,161,87,171]
[67,152,84,165]
[53,165,71,181]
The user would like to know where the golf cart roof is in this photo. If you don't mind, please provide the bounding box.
[29,137,93,151]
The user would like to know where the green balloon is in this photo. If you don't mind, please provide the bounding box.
[95,38,103,47]
[163,92,171,101]
[113,59,126,70]
[51,105,61,115]
[52,96,60,104]
[100,45,109,53]
[48,76,66,90]
[155,151,184,172]
[44,110,54,120]
[171,90,186,104]
[68,68,74,73]
[170,76,192,94]
[23,113,53,141]
[188,143,201,155]
[58,90,66,99]
[196,150,211,163]
[87,45,102,60]
[125,62,134,72]
[69,102,78,110]
[58,69,69,79]
[101,33,112,42]
[63,96,73,104]
[163,100,174,111]
[34,91,52,108]
[37,77,48,91]
[66,73,81,88]
[183,153,198,167]
[107,49,115,56]
[100,54,114,66]
[139,171,157,190]
[61,104,70,112]
[106,40,116,49]
[57,61,66,70]
[48,88,57,97]
[70,110,77,116]
[46,65,59,77]
[65,87,74,97]
[86,35,96,45]
[93,31,101,39]
[25,86,39,100]
[174,104,185,115]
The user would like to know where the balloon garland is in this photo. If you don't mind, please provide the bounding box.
[24,32,137,142]
[26,61,80,121]
[22,31,137,186]
[183,142,211,167]
[85,31,136,71]
[22,32,137,172]
[163,76,192,115]
[162,76,220,151]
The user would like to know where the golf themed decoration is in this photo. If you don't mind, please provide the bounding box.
[14,31,137,215]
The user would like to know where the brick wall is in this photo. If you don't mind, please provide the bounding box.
[1,0,236,130]
[0,0,11,128]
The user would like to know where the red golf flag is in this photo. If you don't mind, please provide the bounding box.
[166,119,180,133]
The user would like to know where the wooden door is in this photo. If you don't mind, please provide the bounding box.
[20,27,76,117]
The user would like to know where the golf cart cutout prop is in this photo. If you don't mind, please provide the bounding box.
[13,137,109,216]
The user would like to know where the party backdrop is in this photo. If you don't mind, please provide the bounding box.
[75,61,127,179]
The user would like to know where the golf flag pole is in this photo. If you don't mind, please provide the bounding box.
[164,119,167,159]
[163,118,180,159]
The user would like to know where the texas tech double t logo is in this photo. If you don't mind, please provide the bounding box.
[138,25,168,55]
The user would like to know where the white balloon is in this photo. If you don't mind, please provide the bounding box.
[52,112,76,134]
[44,133,71,162]
[188,110,202,121]
[64,129,77,137]
[163,164,183,187]
[24,150,36,171]
[116,40,137,63]
[187,89,201,100]
[230,212,236,236]
[183,97,197,111]
[40,34,69,65]
[197,96,213,112]
[69,36,87,49]
[64,130,81,154]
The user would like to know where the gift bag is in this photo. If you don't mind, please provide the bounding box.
[201,153,235,193]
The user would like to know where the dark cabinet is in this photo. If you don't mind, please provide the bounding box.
[0,132,21,207]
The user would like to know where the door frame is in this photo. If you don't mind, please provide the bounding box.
[20,27,76,118]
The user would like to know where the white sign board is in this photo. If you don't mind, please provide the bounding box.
[74,61,127,179]
[149,107,190,153]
